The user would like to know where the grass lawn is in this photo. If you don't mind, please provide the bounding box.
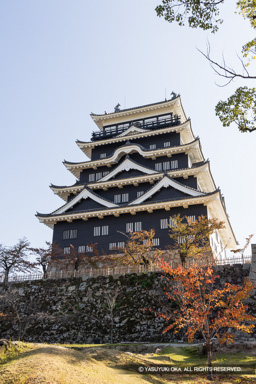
[0,342,255,384]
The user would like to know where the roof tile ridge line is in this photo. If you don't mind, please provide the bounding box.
[36,190,219,218]
[90,96,180,117]
[50,183,84,190]
[64,139,200,166]
[76,118,192,146]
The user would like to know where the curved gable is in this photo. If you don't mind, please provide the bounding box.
[54,188,118,215]
[129,176,204,206]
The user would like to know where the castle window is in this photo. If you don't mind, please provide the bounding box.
[178,236,186,244]
[63,229,77,240]
[150,144,156,150]
[152,238,160,246]
[171,160,178,169]
[78,245,86,253]
[102,225,109,236]
[89,174,95,182]
[114,193,129,203]
[63,230,69,240]
[122,193,129,203]
[70,229,77,239]
[155,163,162,172]
[63,247,70,254]
[94,226,101,236]
[126,221,142,233]
[109,242,116,250]
[134,221,142,232]
[126,222,133,232]
[114,194,121,204]
[164,142,170,148]
[86,245,93,253]
[187,215,196,222]
[100,153,106,159]
[169,218,176,227]
[103,171,109,177]
[117,242,125,248]
[137,191,144,198]
[160,219,168,229]
[95,172,103,181]
[94,225,109,236]
[163,161,170,171]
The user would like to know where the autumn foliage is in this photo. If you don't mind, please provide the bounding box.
[154,258,256,379]
[168,215,225,265]
[119,229,162,265]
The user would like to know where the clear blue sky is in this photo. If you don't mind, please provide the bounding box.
[0,0,255,252]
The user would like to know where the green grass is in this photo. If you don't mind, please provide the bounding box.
[1,342,256,384]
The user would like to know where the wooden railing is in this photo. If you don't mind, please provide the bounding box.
[1,255,252,283]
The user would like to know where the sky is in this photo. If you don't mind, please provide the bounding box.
[0,0,255,253]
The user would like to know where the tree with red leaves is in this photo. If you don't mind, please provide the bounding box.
[154,259,256,380]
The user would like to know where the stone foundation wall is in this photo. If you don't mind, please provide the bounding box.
[0,263,255,344]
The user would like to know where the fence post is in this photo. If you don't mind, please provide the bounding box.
[249,244,256,286]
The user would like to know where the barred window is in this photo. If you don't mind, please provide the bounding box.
[89,174,95,182]
[63,230,70,240]
[169,218,176,227]
[100,153,106,158]
[122,193,129,203]
[171,160,178,169]
[109,242,116,250]
[137,191,144,198]
[114,194,121,204]
[70,229,77,239]
[164,141,170,148]
[63,229,77,240]
[160,218,168,229]
[94,226,101,236]
[95,172,103,181]
[187,215,196,223]
[86,245,93,253]
[117,242,125,249]
[163,161,170,171]
[134,221,142,231]
[126,222,133,233]
[150,144,156,150]
[155,163,162,172]
[63,247,70,254]
[178,236,186,244]
[78,245,86,253]
[152,238,160,246]
[103,171,109,177]
[102,226,109,236]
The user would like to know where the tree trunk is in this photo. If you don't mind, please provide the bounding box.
[179,251,187,266]
[206,341,213,380]
[43,266,48,279]
[3,269,9,287]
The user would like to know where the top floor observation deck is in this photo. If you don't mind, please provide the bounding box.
[91,113,181,142]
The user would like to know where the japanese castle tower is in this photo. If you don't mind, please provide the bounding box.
[37,96,237,259]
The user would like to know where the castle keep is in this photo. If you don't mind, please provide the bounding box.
[37,96,237,259]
